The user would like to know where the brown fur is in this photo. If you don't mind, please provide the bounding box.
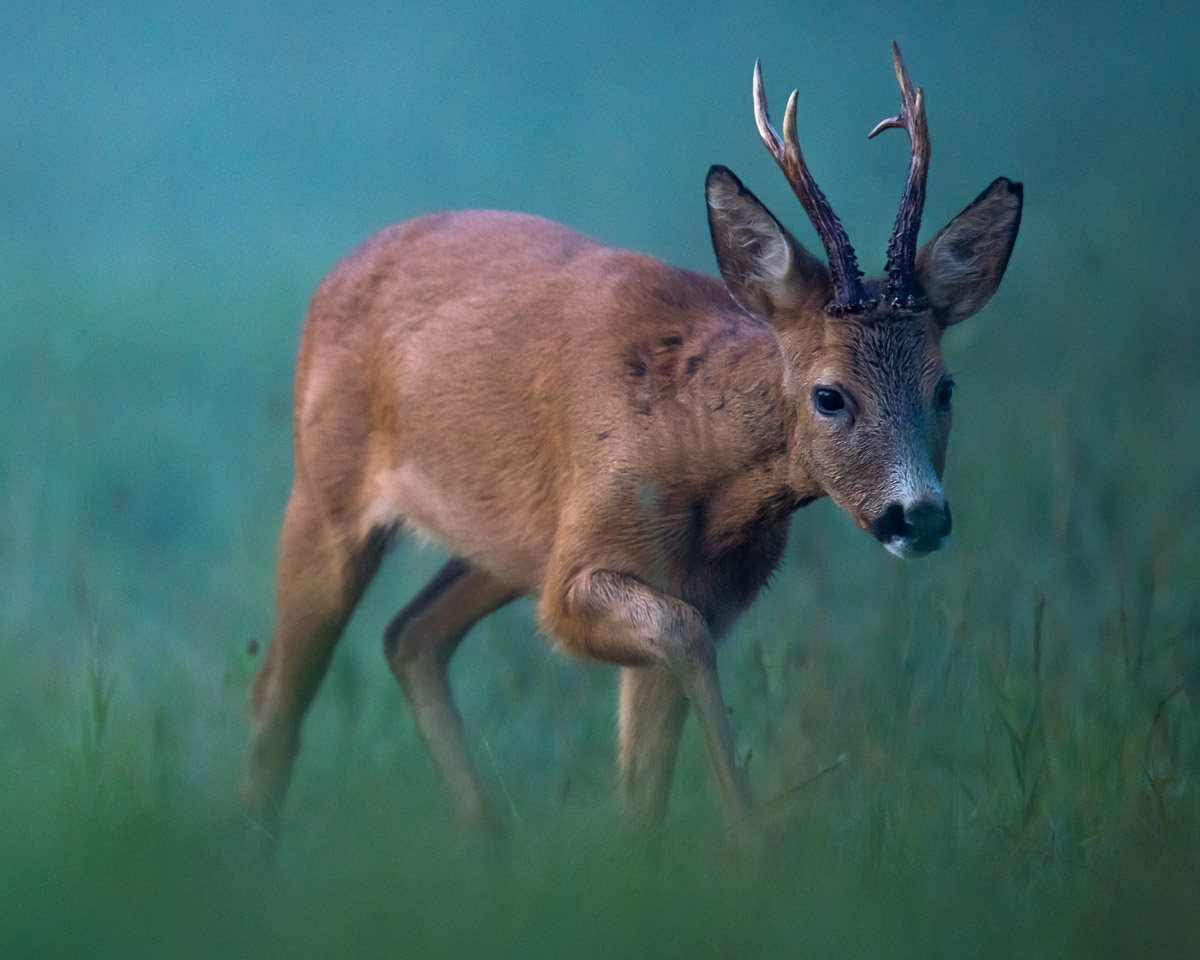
[243,94,1021,839]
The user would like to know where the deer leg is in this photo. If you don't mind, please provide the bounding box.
[542,570,752,826]
[243,488,388,837]
[618,664,689,830]
[384,558,517,834]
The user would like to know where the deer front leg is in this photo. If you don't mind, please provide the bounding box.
[541,570,752,826]
[619,664,689,829]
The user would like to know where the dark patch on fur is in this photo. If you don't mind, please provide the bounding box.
[688,499,708,555]
[680,520,791,629]
[596,431,610,441]
[748,486,805,536]
[949,234,976,261]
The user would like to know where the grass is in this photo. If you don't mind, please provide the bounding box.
[2,346,1198,957]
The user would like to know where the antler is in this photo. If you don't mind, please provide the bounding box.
[868,42,930,310]
[753,60,873,316]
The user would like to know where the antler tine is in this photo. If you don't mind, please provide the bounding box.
[781,89,801,168]
[752,59,785,165]
[868,42,922,140]
[752,60,870,316]
[870,41,930,309]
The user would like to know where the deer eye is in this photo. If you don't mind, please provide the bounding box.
[936,380,955,410]
[813,387,846,415]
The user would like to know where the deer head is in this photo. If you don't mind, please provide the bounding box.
[705,44,1022,558]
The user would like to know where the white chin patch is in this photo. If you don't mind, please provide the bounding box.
[884,536,949,560]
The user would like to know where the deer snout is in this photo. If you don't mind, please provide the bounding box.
[871,500,952,558]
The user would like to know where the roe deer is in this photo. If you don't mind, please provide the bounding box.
[243,44,1022,836]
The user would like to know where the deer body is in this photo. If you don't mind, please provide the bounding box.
[244,47,1022,836]
[302,211,799,614]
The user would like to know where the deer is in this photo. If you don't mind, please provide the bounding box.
[242,44,1022,839]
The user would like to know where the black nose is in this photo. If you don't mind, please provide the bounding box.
[871,500,952,552]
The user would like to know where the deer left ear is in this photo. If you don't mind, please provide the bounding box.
[705,165,831,321]
[916,178,1022,326]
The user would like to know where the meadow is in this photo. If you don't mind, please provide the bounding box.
[2,1,1198,956]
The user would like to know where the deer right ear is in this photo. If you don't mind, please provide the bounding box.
[916,178,1023,326]
[705,165,830,321]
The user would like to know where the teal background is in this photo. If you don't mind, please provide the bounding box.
[2,1,1198,957]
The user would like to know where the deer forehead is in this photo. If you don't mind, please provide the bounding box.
[810,317,946,407]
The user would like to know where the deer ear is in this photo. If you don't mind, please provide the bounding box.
[916,177,1023,326]
[705,165,830,321]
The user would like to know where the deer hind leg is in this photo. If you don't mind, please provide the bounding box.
[384,558,517,834]
[619,664,689,830]
[542,569,752,827]
[243,487,390,837]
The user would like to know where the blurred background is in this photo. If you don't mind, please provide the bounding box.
[1,1,1198,957]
